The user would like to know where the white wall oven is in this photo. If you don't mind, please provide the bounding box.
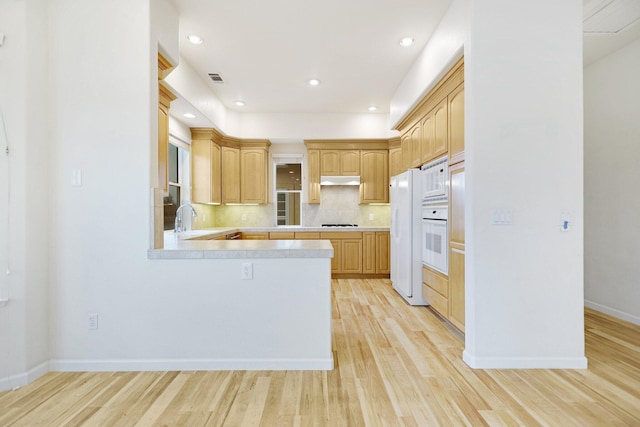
[422,205,448,275]
[421,156,448,202]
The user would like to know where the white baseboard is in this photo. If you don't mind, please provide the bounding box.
[50,357,334,372]
[584,300,640,326]
[0,361,50,392]
[462,350,588,369]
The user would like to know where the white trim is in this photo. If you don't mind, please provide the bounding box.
[0,361,50,392]
[585,300,640,326]
[50,357,334,372]
[168,133,190,150]
[462,351,588,370]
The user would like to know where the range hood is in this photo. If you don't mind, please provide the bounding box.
[320,175,361,186]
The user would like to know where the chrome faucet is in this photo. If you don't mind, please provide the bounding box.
[174,203,198,233]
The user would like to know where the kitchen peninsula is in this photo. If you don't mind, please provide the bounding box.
[148,229,335,370]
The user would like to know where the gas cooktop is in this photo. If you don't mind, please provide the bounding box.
[321,224,359,227]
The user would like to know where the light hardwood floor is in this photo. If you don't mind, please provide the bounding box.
[1,278,639,426]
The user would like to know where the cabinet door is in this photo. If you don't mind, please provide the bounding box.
[448,84,465,164]
[320,150,340,175]
[329,239,342,274]
[389,147,402,178]
[360,150,388,204]
[308,149,321,204]
[241,148,267,204]
[421,114,434,165]
[158,104,169,192]
[449,247,465,332]
[375,232,390,274]
[340,150,360,175]
[401,134,411,172]
[433,99,448,157]
[410,124,422,168]
[191,140,220,204]
[342,239,363,273]
[221,147,240,203]
[362,232,376,275]
[449,163,465,245]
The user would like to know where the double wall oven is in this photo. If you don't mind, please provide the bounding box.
[421,157,448,275]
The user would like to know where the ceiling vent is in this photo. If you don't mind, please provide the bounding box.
[208,73,224,83]
[583,0,640,35]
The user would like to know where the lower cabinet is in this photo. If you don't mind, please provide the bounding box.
[363,231,391,275]
[422,266,449,318]
[240,230,390,277]
[449,247,465,332]
[241,232,268,240]
[321,232,363,275]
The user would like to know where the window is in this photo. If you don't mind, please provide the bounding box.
[275,162,302,226]
[164,140,190,230]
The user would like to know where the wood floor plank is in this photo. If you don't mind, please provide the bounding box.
[1,281,639,426]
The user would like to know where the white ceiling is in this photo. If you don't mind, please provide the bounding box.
[170,0,640,124]
[171,0,453,115]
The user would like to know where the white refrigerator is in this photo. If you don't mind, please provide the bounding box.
[390,169,428,306]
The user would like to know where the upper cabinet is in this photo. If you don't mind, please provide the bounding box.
[320,150,360,176]
[388,138,402,179]
[307,149,321,204]
[360,150,388,203]
[448,83,465,165]
[191,129,221,205]
[221,146,240,204]
[305,140,390,204]
[395,57,463,169]
[240,144,270,204]
[432,98,448,159]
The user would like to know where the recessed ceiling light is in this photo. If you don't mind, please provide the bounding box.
[399,37,414,47]
[308,79,321,86]
[368,106,378,112]
[183,113,196,119]
[235,100,246,107]
[187,34,203,45]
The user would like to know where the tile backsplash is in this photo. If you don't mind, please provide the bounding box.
[192,186,390,228]
[305,187,390,226]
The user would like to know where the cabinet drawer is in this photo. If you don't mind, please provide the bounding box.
[295,232,320,239]
[320,232,362,240]
[423,266,449,298]
[269,232,295,240]
[423,284,449,317]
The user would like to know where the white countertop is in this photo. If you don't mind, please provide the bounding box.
[148,226,389,260]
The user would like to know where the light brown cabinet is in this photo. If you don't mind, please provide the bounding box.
[240,148,268,204]
[375,232,390,274]
[360,150,389,204]
[362,232,376,275]
[320,150,360,176]
[191,131,221,205]
[410,123,422,168]
[423,266,449,318]
[432,98,448,159]
[269,232,295,240]
[241,232,268,240]
[448,162,465,332]
[448,83,465,164]
[158,83,176,192]
[389,146,402,178]
[363,231,391,275]
[307,149,321,204]
[321,232,363,275]
[221,146,240,204]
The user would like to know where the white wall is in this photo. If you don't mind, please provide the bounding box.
[584,38,640,325]
[463,0,585,368]
[235,112,397,140]
[0,0,50,391]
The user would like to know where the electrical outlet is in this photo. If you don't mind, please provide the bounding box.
[241,262,253,280]
[88,313,98,330]
[369,213,374,220]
